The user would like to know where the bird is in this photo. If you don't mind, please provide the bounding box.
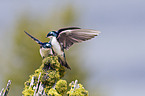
[24,31,71,70]
[24,31,53,58]
[46,27,100,50]
[46,27,100,68]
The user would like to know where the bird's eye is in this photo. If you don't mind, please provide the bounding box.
[46,43,49,46]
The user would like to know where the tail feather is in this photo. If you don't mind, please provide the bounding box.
[24,31,42,44]
[58,57,71,70]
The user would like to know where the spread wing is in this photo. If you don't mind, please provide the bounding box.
[24,31,42,44]
[57,28,100,50]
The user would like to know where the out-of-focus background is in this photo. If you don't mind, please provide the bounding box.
[0,0,145,96]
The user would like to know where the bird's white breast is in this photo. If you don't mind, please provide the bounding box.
[39,48,52,58]
[51,37,62,56]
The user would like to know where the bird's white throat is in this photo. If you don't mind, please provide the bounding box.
[50,37,62,56]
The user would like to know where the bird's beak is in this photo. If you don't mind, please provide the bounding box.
[46,36,51,39]
[46,35,49,38]
[46,36,50,39]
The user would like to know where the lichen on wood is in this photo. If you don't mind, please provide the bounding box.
[22,56,88,96]
[0,80,11,96]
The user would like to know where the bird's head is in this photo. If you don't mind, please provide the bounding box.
[41,42,52,48]
[46,31,58,38]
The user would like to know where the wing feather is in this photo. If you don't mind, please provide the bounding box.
[57,29,100,49]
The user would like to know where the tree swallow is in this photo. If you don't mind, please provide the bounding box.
[24,31,71,70]
[46,27,100,50]
[46,27,100,69]
[24,31,53,58]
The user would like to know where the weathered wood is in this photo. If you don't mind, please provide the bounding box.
[0,80,11,96]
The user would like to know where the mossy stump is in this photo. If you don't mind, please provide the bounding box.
[22,56,88,96]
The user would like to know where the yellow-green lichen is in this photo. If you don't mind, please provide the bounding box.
[22,56,89,96]
[22,88,34,96]
[41,71,59,89]
[42,56,60,70]
[22,56,66,95]
[47,88,61,96]
[55,79,67,95]
[67,83,89,96]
